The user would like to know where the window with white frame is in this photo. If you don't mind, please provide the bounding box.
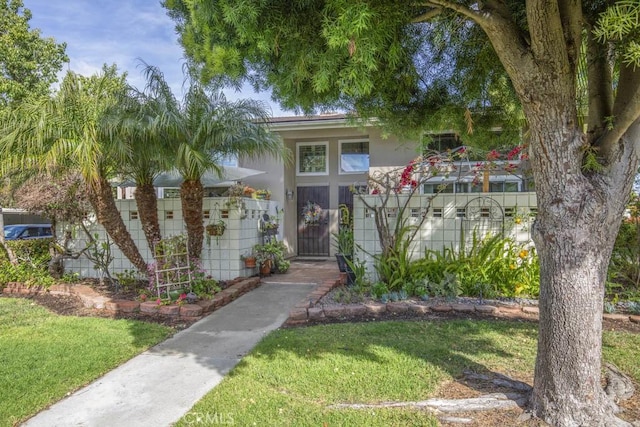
[297,142,329,175]
[339,139,369,174]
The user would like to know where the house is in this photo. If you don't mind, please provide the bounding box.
[63,114,536,280]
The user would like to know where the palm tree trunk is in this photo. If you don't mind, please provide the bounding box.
[134,182,162,255]
[87,177,148,273]
[180,179,204,260]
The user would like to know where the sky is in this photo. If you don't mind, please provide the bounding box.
[22,0,291,117]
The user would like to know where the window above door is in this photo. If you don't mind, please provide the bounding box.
[297,142,329,176]
[339,139,369,174]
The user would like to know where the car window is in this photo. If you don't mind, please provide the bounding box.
[4,227,20,239]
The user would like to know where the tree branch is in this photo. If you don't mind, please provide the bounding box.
[598,64,640,160]
[586,31,614,144]
[558,0,582,72]
[412,7,441,23]
[425,0,536,93]
[525,0,574,77]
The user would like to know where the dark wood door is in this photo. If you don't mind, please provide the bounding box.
[297,186,330,256]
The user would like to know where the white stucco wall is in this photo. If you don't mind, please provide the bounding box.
[353,192,537,281]
[61,197,280,281]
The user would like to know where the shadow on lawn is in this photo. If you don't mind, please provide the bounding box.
[227,318,538,406]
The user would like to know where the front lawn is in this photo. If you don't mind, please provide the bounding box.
[177,320,640,426]
[0,298,173,427]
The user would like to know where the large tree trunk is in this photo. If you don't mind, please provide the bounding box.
[526,115,638,425]
[180,179,204,260]
[87,177,148,273]
[134,182,162,255]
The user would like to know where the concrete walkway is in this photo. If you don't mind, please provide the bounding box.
[23,282,316,427]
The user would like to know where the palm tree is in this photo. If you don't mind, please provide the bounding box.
[139,64,290,259]
[104,88,171,256]
[0,66,148,273]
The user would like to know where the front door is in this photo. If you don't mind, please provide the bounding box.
[297,186,330,256]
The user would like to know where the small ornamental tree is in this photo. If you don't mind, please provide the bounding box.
[359,146,530,289]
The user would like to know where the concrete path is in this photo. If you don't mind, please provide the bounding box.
[23,282,315,427]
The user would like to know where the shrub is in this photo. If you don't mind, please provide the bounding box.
[0,238,55,287]
[607,220,640,300]
[409,232,540,299]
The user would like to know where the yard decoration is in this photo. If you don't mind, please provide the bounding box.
[302,201,322,226]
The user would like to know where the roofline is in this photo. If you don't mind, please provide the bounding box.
[268,114,378,131]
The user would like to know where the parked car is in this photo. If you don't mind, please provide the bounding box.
[3,224,52,240]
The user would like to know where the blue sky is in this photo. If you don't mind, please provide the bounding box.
[22,0,290,116]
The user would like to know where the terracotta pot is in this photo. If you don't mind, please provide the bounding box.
[244,257,257,268]
[260,260,272,276]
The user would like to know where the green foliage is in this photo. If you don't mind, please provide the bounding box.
[373,224,416,292]
[0,0,68,108]
[604,301,616,314]
[331,204,354,256]
[113,269,143,291]
[410,233,540,299]
[252,240,291,273]
[345,256,369,290]
[1,237,51,266]
[371,281,389,299]
[0,238,54,287]
[607,218,640,300]
[191,271,220,298]
[627,301,640,314]
[127,63,289,258]
[594,2,640,66]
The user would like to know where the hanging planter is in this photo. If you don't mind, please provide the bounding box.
[206,204,226,245]
[206,222,226,236]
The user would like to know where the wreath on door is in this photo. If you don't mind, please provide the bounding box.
[302,201,322,226]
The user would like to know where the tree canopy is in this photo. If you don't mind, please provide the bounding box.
[0,0,67,108]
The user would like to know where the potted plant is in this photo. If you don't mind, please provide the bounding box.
[254,240,288,275]
[241,252,257,268]
[253,243,273,276]
[253,188,271,200]
[205,219,226,245]
[333,226,354,272]
[206,219,226,236]
[260,213,279,236]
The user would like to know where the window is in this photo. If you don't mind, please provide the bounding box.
[297,142,328,175]
[339,140,369,174]
[424,133,461,152]
[423,183,454,194]
[489,181,518,192]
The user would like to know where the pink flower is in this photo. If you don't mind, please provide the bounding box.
[506,146,522,160]
[156,298,162,305]
[487,149,500,161]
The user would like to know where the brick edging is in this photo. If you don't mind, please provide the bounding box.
[285,279,640,326]
[1,277,262,322]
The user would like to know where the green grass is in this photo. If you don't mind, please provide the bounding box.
[177,320,640,427]
[0,298,173,427]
